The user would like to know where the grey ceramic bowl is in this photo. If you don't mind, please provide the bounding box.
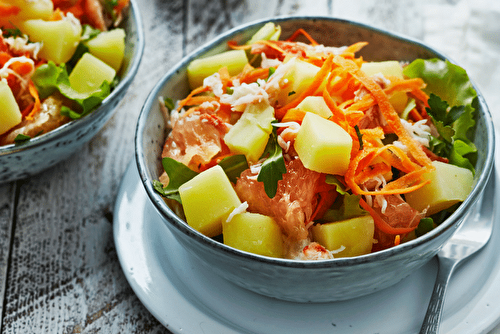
[135,16,495,302]
[0,1,144,184]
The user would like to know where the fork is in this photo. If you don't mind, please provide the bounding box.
[420,172,496,334]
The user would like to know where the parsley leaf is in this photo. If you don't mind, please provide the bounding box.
[153,157,198,203]
[14,134,31,143]
[257,123,287,198]
[164,97,175,111]
[3,28,23,38]
[267,67,276,79]
[426,94,477,174]
[218,155,249,183]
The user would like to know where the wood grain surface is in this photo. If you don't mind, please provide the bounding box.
[0,1,495,333]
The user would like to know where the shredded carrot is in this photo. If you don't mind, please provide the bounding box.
[180,95,219,107]
[282,108,306,124]
[239,67,270,84]
[25,80,41,120]
[176,85,211,111]
[343,42,369,55]
[332,55,433,168]
[394,235,401,246]
[286,28,319,46]
[276,53,335,118]
[322,89,349,132]
[409,108,423,121]
[50,8,64,21]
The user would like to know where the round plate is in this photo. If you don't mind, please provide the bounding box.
[114,159,500,334]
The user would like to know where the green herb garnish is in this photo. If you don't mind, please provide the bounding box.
[218,155,249,183]
[14,134,31,143]
[164,97,175,111]
[267,67,276,79]
[153,157,199,203]
[257,122,287,198]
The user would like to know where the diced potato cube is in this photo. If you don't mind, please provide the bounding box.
[296,96,333,118]
[311,215,374,258]
[245,22,281,45]
[404,161,474,215]
[294,112,352,175]
[179,165,241,237]
[361,60,404,78]
[223,212,284,258]
[69,53,116,94]
[86,28,126,72]
[187,49,248,89]
[361,60,408,113]
[21,17,81,64]
[224,102,275,163]
[0,81,22,135]
[276,58,323,106]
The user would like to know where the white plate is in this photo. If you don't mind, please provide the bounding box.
[114,159,500,334]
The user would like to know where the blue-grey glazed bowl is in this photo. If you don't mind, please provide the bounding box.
[135,16,495,302]
[0,0,145,184]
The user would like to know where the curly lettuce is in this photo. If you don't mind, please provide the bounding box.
[31,61,111,119]
[403,59,478,173]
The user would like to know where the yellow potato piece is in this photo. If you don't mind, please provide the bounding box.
[0,81,22,135]
[179,165,241,237]
[223,212,284,258]
[312,215,375,258]
[294,112,352,175]
[405,161,474,215]
[69,53,116,94]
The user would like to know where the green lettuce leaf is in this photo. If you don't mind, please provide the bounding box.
[403,59,478,173]
[31,61,111,119]
[403,58,477,109]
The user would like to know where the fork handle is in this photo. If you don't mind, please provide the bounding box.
[420,257,458,334]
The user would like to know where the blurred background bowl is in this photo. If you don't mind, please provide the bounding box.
[0,0,145,184]
[136,16,495,303]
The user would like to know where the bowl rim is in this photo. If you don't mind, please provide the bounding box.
[0,0,145,156]
[135,15,496,269]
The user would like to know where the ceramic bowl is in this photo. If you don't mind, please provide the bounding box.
[135,16,495,302]
[0,0,145,184]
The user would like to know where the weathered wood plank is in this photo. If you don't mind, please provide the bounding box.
[0,183,15,329]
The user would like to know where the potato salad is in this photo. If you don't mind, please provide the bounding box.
[0,0,129,145]
[154,23,478,260]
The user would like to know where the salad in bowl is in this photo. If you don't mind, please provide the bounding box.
[136,17,493,302]
[0,0,129,145]
[153,22,483,260]
[0,0,143,183]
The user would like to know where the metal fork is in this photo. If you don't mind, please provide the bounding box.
[420,172,496,334]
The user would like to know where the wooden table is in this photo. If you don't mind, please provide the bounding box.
[1,0,499,333]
